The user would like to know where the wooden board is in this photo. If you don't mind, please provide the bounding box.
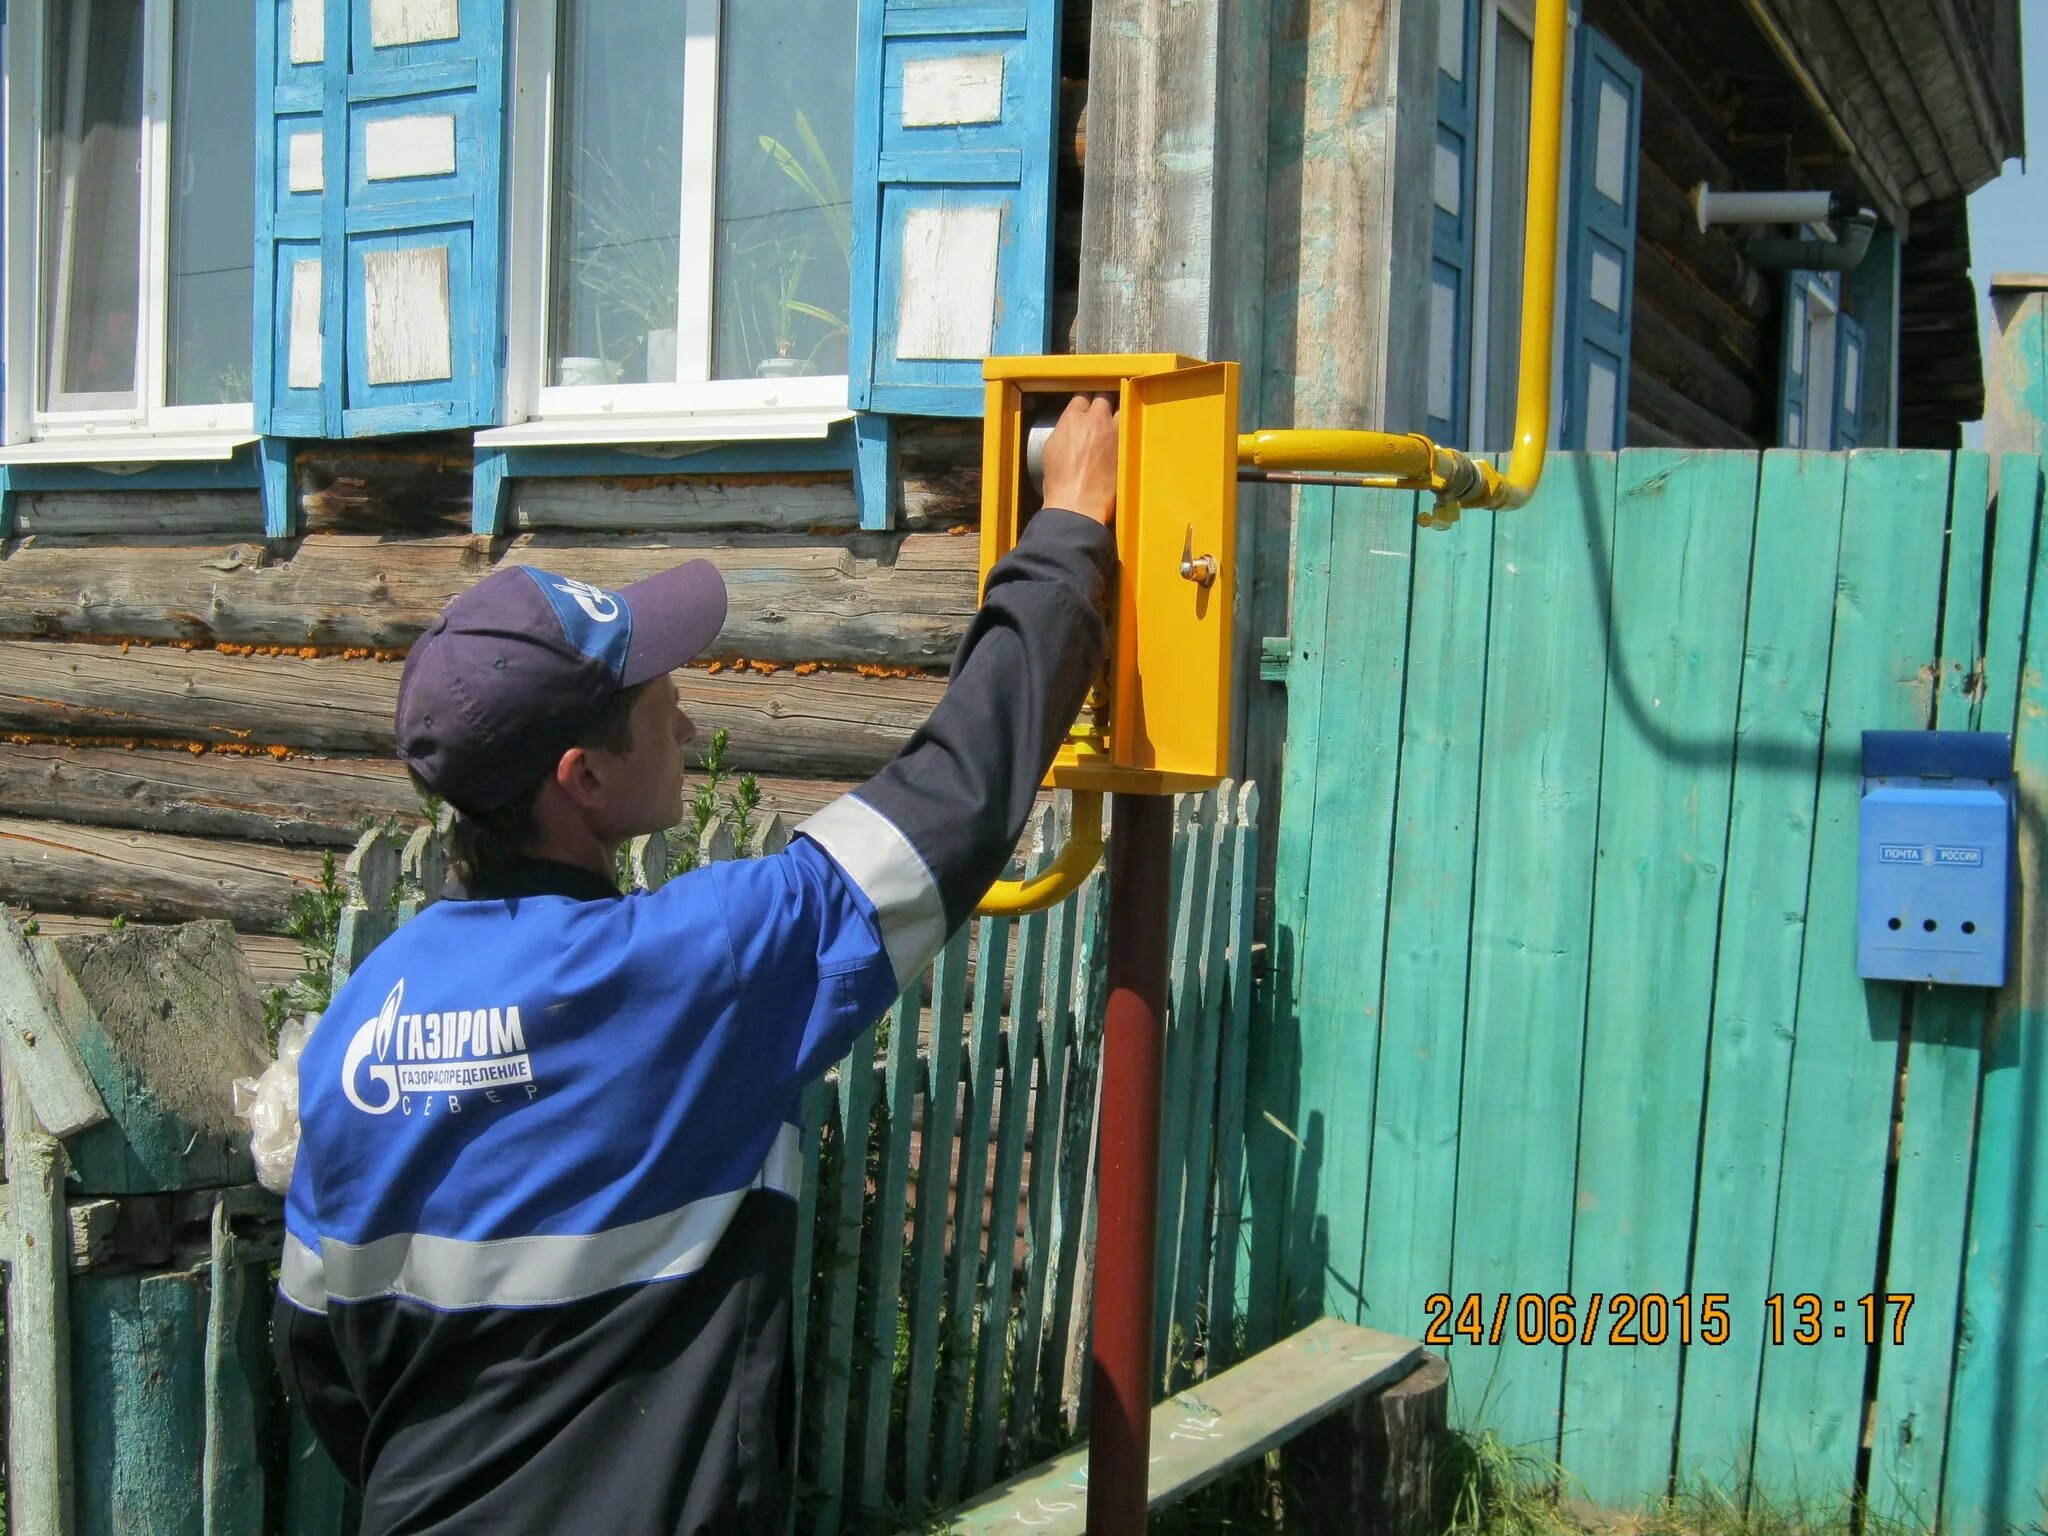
[0,527,978,667]
[1359,503,1494,1348]
[1562,450,1758,1504]
[0,638,943,778]
[0,740,854,849]
[0,817,326,932]
[1941,455,2048,1536]
[1448,455,1616,1452]
[1750,452,1950,1501]
[927,1318,1423,1535]
[1287,489,1417,1326]
[1865,453,1994,1524]
[1675,451,1848,1486]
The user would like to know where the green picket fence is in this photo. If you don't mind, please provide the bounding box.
[1258,449,2048,1534]
[249,781,1258,1534]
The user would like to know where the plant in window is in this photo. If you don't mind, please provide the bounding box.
[731,109,850,378]
[563,137,683,383]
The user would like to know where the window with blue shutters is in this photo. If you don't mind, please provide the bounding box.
[1779,269,1860,449]
[2,0,258,452]
[256,0,508,440]
[1561,23,1639,452]
[847,0,1063,419]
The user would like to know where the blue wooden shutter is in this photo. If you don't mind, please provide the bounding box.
[1560,23,1640,452]
[257,0,508,439]
[847,0,1062,417]
[1428,0,1479,447]
[1834,310,1866,449]
[256,0,344,436]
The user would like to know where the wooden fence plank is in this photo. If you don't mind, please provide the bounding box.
[900,927,970,1514]
[969,812,1057,1490]
[788,1072,829,1516]
[1357,507,1494,1351]
[1675,452,1848,1487]
[935,911,1011,1506]
[1006,800,1082,1470]
[1245,484,1335,1349]
[1205,783,1260,1372]
[1152,793,1210,1376]
[282,1407,351,1536]
[0,528,977,667]
[856,983,923,1512]
[202,1197,265,1536]
[1942,454,2048,1536]
[1752,451,1951,1503]
[1170,784,1238,1386]
[812,1022,881,1534]
[0,913,110,1138]
[1869,451,1996,1524]
[1044,869,1110,1438]
[333,825,403,981]
[1285,487,1418,1326]
[4,1065,77,1536]
[0,816,324,932]
[1448,455,1617,1453]
[1562,450,1759,1504]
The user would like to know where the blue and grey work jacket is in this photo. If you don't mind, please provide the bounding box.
[276,510,1114,1535]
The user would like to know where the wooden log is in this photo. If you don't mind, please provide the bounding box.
[13,493,259,540]
[0,638,941,777]
[1632,297,1766,438]
[1627,370,1762,451]
[0,526,979,666]
[0,739,854,848]
[511,474,859,533]
[0,817,325,932]
[1289,1353,1449,1536]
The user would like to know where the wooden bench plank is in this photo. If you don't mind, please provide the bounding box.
[923,1318,1424,1535]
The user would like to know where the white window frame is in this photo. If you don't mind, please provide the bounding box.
[490,0,851,446]
[1,0,257,458]
[1464,0,1572,455]
[1785,261,1841,451]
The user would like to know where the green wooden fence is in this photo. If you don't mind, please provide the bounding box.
[2,781,1260,1533]
[1254,449,2048,1533]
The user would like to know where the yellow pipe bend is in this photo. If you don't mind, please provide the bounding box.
[975,790,1106,917]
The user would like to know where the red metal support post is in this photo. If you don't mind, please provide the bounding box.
[1087,791,1177,1535]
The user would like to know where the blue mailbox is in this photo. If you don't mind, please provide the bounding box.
[1857,732,2015,987]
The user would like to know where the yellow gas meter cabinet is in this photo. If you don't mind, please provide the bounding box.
[980,353,1239,799]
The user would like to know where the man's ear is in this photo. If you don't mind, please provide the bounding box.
[551,745,607,810]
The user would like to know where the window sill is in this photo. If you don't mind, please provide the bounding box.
[0,431,260,467]
[473,407,854,451]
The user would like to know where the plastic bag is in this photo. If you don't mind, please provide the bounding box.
[233,1015,315,1196]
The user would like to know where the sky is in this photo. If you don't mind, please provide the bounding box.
[1966,0,2048,444]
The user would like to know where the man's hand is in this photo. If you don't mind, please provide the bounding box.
[1039,393,1119,527]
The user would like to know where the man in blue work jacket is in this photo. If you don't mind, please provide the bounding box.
[275,396,1120,1534]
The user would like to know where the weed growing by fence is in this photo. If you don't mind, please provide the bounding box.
[262,847,346,1051]
[670,726,762,874]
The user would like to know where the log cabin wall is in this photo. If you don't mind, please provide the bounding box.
[0,1,1094,988]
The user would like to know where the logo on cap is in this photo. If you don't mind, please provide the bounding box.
[552,578,622,624]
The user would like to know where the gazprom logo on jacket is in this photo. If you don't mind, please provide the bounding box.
[341,979,536,1115]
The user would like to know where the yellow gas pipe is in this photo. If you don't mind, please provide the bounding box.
[977,0,1567,916]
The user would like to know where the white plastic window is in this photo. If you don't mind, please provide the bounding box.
[506,0,856,429]
[7,0,256,442]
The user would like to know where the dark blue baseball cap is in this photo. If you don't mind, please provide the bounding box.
[395,561,728,814]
